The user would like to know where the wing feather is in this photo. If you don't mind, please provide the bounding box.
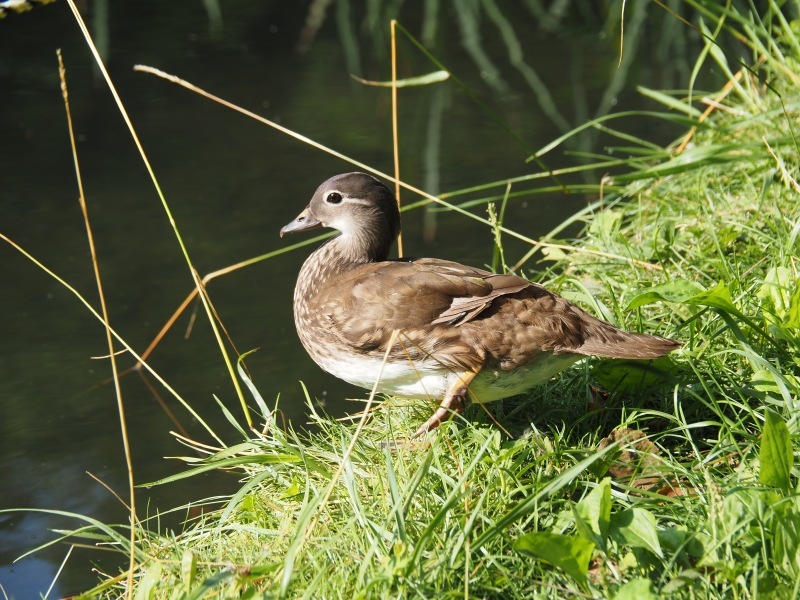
[314,258,532,352]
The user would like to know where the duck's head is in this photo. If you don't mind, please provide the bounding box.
[280,172,401,261]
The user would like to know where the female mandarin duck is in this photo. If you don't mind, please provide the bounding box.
[281,172,679,437]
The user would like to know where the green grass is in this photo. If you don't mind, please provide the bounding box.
[88,80,797,600]
[13,4,800,599]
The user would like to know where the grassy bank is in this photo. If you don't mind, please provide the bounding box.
[52,7,800,600]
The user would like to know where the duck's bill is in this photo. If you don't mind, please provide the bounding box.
[280,207,322,237]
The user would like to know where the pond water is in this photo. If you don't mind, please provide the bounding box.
[0,2,699,595]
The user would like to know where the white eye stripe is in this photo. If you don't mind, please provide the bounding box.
[325,190,370,206]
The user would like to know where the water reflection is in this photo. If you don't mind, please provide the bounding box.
[0,1,692,595]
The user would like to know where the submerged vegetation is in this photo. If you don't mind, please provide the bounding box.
[4,1,800,598]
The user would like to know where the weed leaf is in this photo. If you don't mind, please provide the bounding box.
[134,561,162,600]
[181,548,197,586]
[574,477,611,551]
[759,410,793,492]
[610,508,663,558]
[180,569,236,599]
[626,280,706,310]
[513,532,594,583]
[684,281,738,314]
[757,267,800,330]
[614,577,658,600]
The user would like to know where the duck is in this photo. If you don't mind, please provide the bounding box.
[280,172,680,437]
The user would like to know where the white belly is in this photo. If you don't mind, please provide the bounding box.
[314,352,581,404]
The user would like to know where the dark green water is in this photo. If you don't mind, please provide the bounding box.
[0,2,697,595]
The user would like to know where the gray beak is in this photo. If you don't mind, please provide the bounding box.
[280,207,323,237]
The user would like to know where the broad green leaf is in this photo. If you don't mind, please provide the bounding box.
[588,209,622,237]
[181,549,197,586]
[134,561,163,600]
[540,245,568,262]
[181,570,236,599]
[610,508,663,558]
[574,478,611,551]
[351,70,449,87]
[787,285,800,329]
[591,356,678,393]
[772,500,800,577]
[787,284,800,329]
[720,489,763,537]
[751,368,800,396]
[614,577,657,600]
[757,267,800,329]
[757,267,793,313]
[759,410,793,493]
[658,526,706,559]
[626,280,706,310]
[514,532,595,582]
[282,478,302,499]
[684,280,739,314]
[658,526,686,551]
[240,493,256,513]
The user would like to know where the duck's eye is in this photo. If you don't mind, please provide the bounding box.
[326,191,343,205]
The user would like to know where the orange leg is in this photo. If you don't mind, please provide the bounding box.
[412,368,480,438]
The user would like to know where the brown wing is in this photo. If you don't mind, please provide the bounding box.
[328,259,531,330]
[431,273,530,325]
[313,258,679,369]
[312,258,532,365]
[462,283,680,369]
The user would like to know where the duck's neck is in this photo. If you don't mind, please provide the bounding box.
[295,230,394,301]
